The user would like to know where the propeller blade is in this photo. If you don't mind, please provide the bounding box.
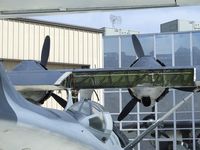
[118,99,138,121]
[132,35,144,58]
[128,88,135,97]
[51,93,67,108]
[40,35,50,67]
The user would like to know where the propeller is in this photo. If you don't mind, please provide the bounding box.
[131,35,144,58]
[40,35,50,67]
[51,93,67,108]
[118,89,139,121]
[39,36,68,108]
[118,35,145,121]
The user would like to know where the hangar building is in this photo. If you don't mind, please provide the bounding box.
[0,18,103,109]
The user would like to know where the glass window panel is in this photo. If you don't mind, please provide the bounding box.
[140,140,156,150]
[157,91,173,112]
[122,114,137,122]
[111,114,118,121]
[195,112,200,120]
[122,130,138,140]
[174,33,191,66]
[138,34,154,56]
[176,129,193,142]
[140,113,155,122]
[159,141,173,150]
[192,32,200,66]
[121,35,137,67]
[194,93,200,112]
[122,91,137,113]
[104,88,119,92]
[176,120,192,129]
[175,90,192,112]
[139,104,154,113]
[196,129,200,150]
[104,36,119,68]
[176,112,192,121]
[159,120,174,132]
[122,121,137,130]
[104,92,119,113]
[139,129,156,140]
[158,113,174,121]
[156,34,172,66]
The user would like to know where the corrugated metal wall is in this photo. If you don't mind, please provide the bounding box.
[0,19,103,109]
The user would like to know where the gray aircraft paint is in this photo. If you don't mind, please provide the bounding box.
[0,63,123,150]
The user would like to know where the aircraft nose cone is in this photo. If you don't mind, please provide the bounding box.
[141,97,151,107]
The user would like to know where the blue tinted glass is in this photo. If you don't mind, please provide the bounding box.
[137,34,154,56]
[104,36,119,68]
[174,33,191,66]
[121,35,136,67]
[156,34,172,66]
[192,32,200,66]
[104,92,119,113]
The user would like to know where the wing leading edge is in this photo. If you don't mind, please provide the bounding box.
[1,0,200,18]
[8,67,197,91]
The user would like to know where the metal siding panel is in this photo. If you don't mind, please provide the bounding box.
[73,30,78,63]
[49,28,55,62]
[39,25,45,60]
[83,32,88,64]
[7,21,14,58]
[54,28,59,62]
[44,26,50,35]
[92,33,97,68]
[13,21,19,59]
[69,30,74,63]
[64,29,69,63]
[29,24,35,60]
[33,25,39,60]
[0,20,2,57]
[78,31,83,64]
[2,20,8,58]
[59,28,64,63]
[87,32,93,66]
[23,23,29,59]
[18,22,24,59]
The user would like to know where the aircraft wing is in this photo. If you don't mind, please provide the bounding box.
[0,0,200,18]
[69,67,196,89]
[8,70,72,91]
[8,66,198,91]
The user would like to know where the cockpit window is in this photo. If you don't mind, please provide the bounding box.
[68,100,113,142]
[68,99,104,116]
[80,101,90,115]
[89,116,104,132]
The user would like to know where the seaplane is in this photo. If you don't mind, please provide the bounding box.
[0,34,198,150]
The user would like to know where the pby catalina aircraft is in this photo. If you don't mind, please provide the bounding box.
[0,58,196,150]
[8,35,200,121]
[1,35,199,150]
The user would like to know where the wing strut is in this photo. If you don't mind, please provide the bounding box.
[124,92,194,150]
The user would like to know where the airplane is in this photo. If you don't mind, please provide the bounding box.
[0,0,200,18]
[7,35,199,120]
[0,55,197,150]
[2,35,198,149]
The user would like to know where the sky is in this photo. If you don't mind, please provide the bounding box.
[32,5,200,34]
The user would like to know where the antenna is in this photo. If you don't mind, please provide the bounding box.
[110,15,122,28]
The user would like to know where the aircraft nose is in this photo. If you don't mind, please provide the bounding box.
[141,97,151,107]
